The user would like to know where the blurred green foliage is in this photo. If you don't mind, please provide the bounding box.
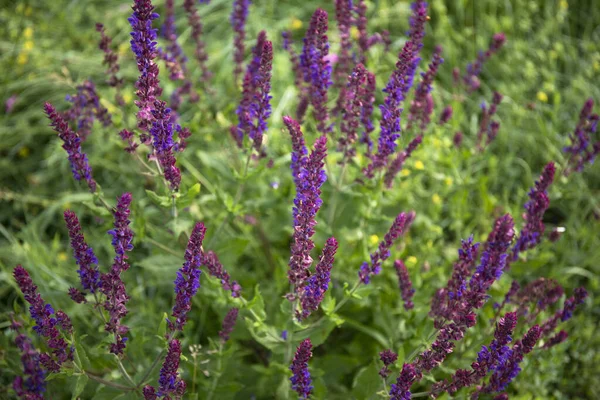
[0,0,599,399]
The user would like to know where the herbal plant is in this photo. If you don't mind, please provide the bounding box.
[2,0,598,399]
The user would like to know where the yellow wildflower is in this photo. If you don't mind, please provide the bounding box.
[560,0,568,10]
[24,41,34,51]
[537,91,548,103]
[414,160,424,170]
[432,138,442,148]
[406,256,417,266]
[23,27,33,39]
[123,92,133,104]
[291,17,303,30]
[432,194,441,205]
[400,169,411,177]
[350,26,359,40]
[17,53,29,65]
[444,177,453,187]
[369,234,379,246]
[58,252,68,262]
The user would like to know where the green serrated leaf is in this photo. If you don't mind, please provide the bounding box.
[176,183,201,209]
[145,189,172,208]
[158,313,168,337]
[71,373,88,400]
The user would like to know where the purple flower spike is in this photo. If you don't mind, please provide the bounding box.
[339,64,370,161]
[439,105,453,125]
[298,237,339,320]
[64,210,100,293]
[96,23,124,105]
[463,32,506,92]
[157,339,186,397]
[394,260,415,310]
[184,0,212,84]
[360,71,377,154]
[477,91,503,150]
[44,102,96,192]
[540,287,587,337]
[364,1,428,178]
[64,80,111,140]
[333,0,354,113]
[282,31,304,92]
[150,100,182,190]
[129,0,163,134]
[290,339,313,399]
[379,349,398,378]
[11,318,47,399]
[359,212,416,285]
[301,8,333,134]
[384,135,423,189]
[100,193,134,355]
[202,250,242,297]
[13,265,73,372]
[231,0,250,81]
[283,116,308,186]
[219,308,239,342]
[288,135,328,291]
[169,222,206,332]
[564,98,599,174]
[511,162,555,262]
[389,363,417,400]
[543,330,568,349]
[355,0,391,63]
[407,45,444,131]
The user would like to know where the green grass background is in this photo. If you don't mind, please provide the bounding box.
[0,0,599,399]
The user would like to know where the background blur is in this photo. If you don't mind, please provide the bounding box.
[1,0,599,399]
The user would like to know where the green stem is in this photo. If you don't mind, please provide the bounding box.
[146,237,181,256]
[137,331,176,388]
[85,370,136,392]
[207,343,224,400]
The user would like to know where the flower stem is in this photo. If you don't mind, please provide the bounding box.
[207,343,224,400]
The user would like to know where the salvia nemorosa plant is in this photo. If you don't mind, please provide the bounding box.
[7,0,595,399]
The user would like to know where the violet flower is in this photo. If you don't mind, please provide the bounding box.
[298,237,339,320]
[364,1,428,178]
[453,131,463,147]
[407,45,444,131]
[301,8,333,134]
[283,115,308,186]
[184,0,212,84]
[439,105,453,125]
[13,265,73,372]
[290,339,313,399]
[144,339,186,399]
[44,102,97,192]
[383,135,423,189]
[339,63,369,160]
[202,250,241,297]
[219,308,239,342]
[129,0,163,134]
[394,259,415,310]
[231,0,250,81]
[511,162,555,262]
[282,31,304,92]
[6,94,18,113]
[389,363,417,400]
[150,100,182,190]
[119,129,139,153]
[168,222,206,332]
[96,23,124,105]
[477,91,503,150]
[379,349,398,378]
[355,0,390,63]
[100,193,134,355]
[462,33,506,92]
[11,319,46,399]
[333,0,354,113]
[63,210,100,293]
[64,80,111,140]
[288,135,328,291]
[359,71,376,154]
[564,98,599,174]
[359,211,416,284]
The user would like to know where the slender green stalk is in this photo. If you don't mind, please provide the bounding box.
[136,331,176,388]
[207,343,224,400]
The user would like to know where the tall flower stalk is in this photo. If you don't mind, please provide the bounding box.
[231,0,250,81]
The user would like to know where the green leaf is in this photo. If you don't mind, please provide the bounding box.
[176,183,201,209]
[352,361,381,400]
[145,189,172,208]
[158,312,168,337]
[71,373,88,400]
[247,285,266,321]
[75,339,91,370]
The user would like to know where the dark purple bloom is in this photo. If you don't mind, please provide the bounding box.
[301,8,333,134]
[339,64,370,161]
[359,71,377,154]
[384,135,423,189]
[64,80,111,140]
[298,237,339,320]
[119,128,139,153]
[564,98,599,174]
[184,0,212,84]
[202,250,241,297]
[543,330,568,349]
[159,0,186,81]
[100,193,134,355]
[6,94,18,113]
[439,105,453,125]
[355,0,390,63]
[169,222,206,332]
[477,91,503,150]
[13,265,73,372]
[231,0,250,81]
[359,211,416,284]
[11,319,46,399]
[68,287,87,304]
[150,100,182,190]
[64,210,100,293]
[512,162,555,262]
[219,308,239,342]
[129,0,163,133]
[96,23,124,105]
[333,0,354,113]
[389,363,417,400]
[407,45,444,131]
[560,287,587,322]
[364,1,428,178]
[44,102,96,192]
[282,31,304,92]
[462,33,506,92]
[379,349,398,378]
[453,131,463,147]
[290,339,313,399]
[284,116,308,186]
[394,259,415,310]
[156,339,186,397]
[288,135,328,291]
[143,385,158,400]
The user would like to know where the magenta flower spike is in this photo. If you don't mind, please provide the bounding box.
[407,45,444,132]
[290,339,313,399]
[219,308,239,342]
[231,0,250,81]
